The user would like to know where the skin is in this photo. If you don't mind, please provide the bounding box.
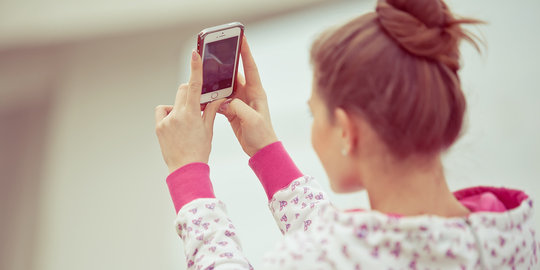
[154,50,225,173]
[155,38,277,173]
[155,37,470,217]
[307,89,471,217]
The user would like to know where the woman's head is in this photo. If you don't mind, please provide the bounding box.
[308,0,480,192]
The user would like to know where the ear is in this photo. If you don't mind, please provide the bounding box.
[334,107,359,155]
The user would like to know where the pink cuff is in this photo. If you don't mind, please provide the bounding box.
[166,162,215,213]
[249,141,303,201]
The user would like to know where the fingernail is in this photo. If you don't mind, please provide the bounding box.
[218,99,231,113]
[192,50,198,61]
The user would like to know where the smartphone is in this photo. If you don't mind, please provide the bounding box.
[197,22,244,104]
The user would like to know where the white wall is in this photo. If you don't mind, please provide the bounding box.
[0,0,330,48]
[1,0,539,269]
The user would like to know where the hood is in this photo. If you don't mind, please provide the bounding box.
[455,186,539,269]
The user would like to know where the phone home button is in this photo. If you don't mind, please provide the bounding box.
[211,92,218,99]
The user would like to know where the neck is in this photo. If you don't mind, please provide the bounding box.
[361,154,470,217]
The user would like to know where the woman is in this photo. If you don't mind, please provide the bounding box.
[154,0,539,268]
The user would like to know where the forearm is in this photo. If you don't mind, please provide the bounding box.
[166,162,216,213]
[249,141,331,234]
[166,163,252,269]
[248,141,303,200]
[176,198,252,270]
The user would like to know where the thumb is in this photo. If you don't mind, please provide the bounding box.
[218,98,257,124]
[202,99,226,130]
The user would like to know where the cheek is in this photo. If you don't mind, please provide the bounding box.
[310,117,361,193]
[310,117,336,180]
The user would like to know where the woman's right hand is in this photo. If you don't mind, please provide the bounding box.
[218,37,278,157]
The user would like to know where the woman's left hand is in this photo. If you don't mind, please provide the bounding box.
[155,50,224,173]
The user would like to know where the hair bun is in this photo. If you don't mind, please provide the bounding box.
[376,0,469,71]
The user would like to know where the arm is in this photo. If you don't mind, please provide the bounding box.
[167,163,253,270]
[268,175,330,235]
[249,141,331,235]
[155,48,252,269]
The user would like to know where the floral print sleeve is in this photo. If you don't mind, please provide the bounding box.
[268,176,330,235]
[167,163,253,270]
[175,198,253,270]
[247,142,331,235]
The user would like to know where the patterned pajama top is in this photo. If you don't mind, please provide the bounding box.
[165,142,539,269]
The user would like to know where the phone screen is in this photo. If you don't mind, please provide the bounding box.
[202,36,239,94]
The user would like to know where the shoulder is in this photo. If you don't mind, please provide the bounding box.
[261,225,337,269]
[261,205,377,269]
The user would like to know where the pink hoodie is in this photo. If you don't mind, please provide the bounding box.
[166,142,539,269]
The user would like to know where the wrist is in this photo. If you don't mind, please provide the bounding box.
[249,141,303,200]
[166,162,215,213]
[250,137,278,157]
[167,157,208,173]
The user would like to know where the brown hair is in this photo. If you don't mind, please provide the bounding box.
[310,0,481,158]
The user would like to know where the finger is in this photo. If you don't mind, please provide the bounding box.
[154,105,173,124]
[173,84,188,111]
[186,50,203,110]
[236,72,246,86]
[231,73,247,101]
[218,98,257,124]
[240,37,262,86]
[202,99,226,130]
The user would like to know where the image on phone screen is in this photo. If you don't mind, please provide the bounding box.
[202,36,239,94]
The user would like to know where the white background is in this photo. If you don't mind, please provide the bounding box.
[0,0,539,269]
